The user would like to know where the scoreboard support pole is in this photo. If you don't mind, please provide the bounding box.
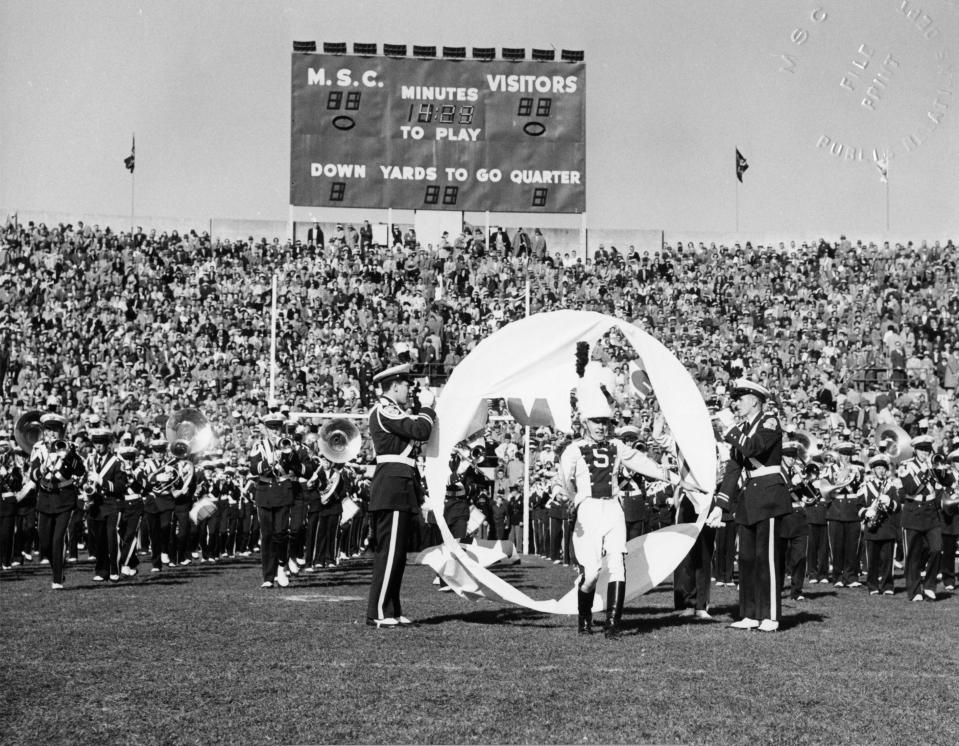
[287,205,294,245]
[388,208,393,248]
[485,211,491,251]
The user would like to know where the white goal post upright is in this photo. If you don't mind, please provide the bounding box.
[269,273,278,404]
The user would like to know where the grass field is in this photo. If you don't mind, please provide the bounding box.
[2,551,959,746]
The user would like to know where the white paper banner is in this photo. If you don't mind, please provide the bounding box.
[416,310,715,614]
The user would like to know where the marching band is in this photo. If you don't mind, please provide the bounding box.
[0,403,374,591]
[4,370,959,638]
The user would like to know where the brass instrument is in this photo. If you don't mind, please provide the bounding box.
[14,410,43,454]
[278,437,295,454]
[791,430,823,464]
[863,478,895,530]
[318,418,362,464]
[165,408,213,459]
[874,424,913,464]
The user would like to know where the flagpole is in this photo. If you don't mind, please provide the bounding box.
[885,179,890,232]
[735,177,740,233]
[129,133,136,234]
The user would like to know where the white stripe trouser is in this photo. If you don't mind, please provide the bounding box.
[573,498,626,593]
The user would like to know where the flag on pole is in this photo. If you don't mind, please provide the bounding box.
[124,136,135,173]
[627,359,654,401]
[875,156,888,183]
[735,148,749,182]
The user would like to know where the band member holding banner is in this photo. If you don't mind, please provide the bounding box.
[31,413,86,589]
[858,454,899,595]
[557,384,676,639]
[365,363,436,628]
[897,435,944,602]
[715,379,793,632]
[84,428,127,582]
[249,412,304,588]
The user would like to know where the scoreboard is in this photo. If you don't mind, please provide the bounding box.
[290,53,585,213]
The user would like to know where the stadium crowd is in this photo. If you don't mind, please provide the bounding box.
[1,215,958,601]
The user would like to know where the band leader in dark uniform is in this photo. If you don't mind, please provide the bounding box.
[714,379,793,632]
[31,413,86,590]
[365,363,436,628]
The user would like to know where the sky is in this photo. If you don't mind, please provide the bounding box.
[1,0,957,240]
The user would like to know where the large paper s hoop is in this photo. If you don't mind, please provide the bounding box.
[418,310,716,615]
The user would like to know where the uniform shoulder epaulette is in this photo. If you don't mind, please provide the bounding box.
[377,401,404,418]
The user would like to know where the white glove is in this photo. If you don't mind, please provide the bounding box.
[713,408,735,432]
[705,505,723,528]
[865,507,877,520]
[416,387,436,408]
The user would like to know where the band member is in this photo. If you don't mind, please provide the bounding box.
[216,464,241,559]
[235,472,258,557]
[557,384,678,639]
[712,441,737,587]
[823,443,865,588]
[31,413,86,589]
[365,363,436,628]
[170,451,199,566]
[13,446,36,567]
[315,462,351,568]
[715,379,793,632]
[285,421,308,576]
[897,435,943,602]
[302,447,329,571]
[859,454,899,595]
[940,449,959,591]
[194,459,219,562]
[779,444,809,601]
[249,412,304,588]
[142,434,178,572]
[0,430,24,570]
[117,443,144,576]
[84,428,127,582]
[800,461,829,584]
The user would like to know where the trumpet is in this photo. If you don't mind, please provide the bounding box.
[42,441,70,480]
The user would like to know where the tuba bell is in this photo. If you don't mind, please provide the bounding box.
[14,410,44,454]
[874,424,913,464]
[318,418,362,463]
[165,408,213,459]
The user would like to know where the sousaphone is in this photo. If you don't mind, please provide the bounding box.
[318,418,362,463]
[14,410,44,453]
[874,423,913,464]
[165,408,214,458]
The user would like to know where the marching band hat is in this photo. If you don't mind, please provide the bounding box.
[40,413,67,431]
[90,428,113,444]
[781,442,800,458]
[373,362,413,386]
[261,412,286,428]
[729,378,771,401]
[578,384,613,421]
[615,425,642,443]
[868,454,890,468]
[45,394,61,407]
[947,449,959,463]
[118,445,139,459]
[833,442,856,456]
[150,437,168,452]
[911,434,934,450]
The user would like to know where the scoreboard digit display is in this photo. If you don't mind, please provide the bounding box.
[290,53,586,212]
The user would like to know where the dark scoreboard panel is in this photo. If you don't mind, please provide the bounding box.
[290,53,585,212]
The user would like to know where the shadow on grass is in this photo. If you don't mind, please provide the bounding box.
[416,606,555,627]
